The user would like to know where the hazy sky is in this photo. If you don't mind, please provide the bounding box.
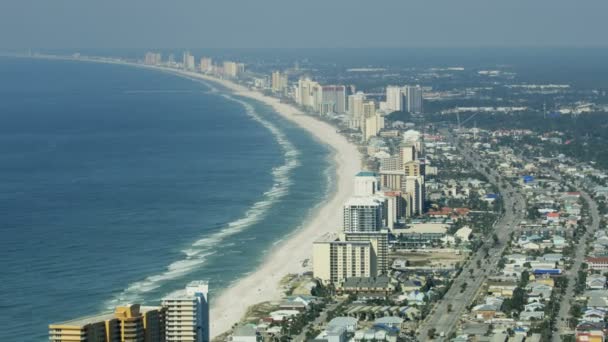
[1,0,607,49]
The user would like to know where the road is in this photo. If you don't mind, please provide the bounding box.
[293,300,342,342]
[417,134,527,341]
[552,189,600,341]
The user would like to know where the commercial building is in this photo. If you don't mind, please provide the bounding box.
[162,281,210,342]
[404,176,424,216]
[183,52,196,71]
[319,85,347,115]
[382,191,406,230]
[296,77,321,111]
[393,223,449,247]
[48,304,166,342]
[385,86,404,112]
[399,143,418,167]
[144,52,162,66]
[364,114,385,141]
[199,58,213,73]
[348,92,366,118]
[271,71,289,94]
[223,61,245,78]
[405,85,423,114]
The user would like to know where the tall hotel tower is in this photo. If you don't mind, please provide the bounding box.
[162,281,210,342]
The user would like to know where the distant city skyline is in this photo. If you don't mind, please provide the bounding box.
[1,0,607,49]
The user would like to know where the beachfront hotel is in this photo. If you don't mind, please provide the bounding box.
[313,233,373,284]
[162,281,210,342]
[48,304,166,342]
[48,281,209,342]
[312,230,389,284]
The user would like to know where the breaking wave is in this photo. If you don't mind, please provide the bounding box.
[105,89,299,308]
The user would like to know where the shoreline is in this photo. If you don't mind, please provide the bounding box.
[11,55,361,337]
[176,70,361,337]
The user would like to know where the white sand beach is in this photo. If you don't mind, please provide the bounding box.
[173,71,361,337]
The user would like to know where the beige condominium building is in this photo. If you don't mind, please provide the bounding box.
[313,233,373,284]
[313,230,389,284]
[48,304,166,342]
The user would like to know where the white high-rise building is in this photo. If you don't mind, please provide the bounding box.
[348,92,366,117]
[405,85,423,114]
[200,57,213,73]
[162,281,209,342]
[343,197,384,233]
[296,77,321,111]
[405,176,424,216]
[271,71,289,93]
[144,52,162,65]
[364,114,385,141]
[354,171,379,197]
[319,85,346,115]
[183,52,196,71]
[385,86,404,112]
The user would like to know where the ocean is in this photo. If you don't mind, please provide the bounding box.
[0,57,332,341]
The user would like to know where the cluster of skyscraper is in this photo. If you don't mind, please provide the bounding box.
[143,53,423,144]
[294,78,387,142]
[383,85,424,114]
[48,281,210,342]
[143,51,244,78]
[313,130,426,285]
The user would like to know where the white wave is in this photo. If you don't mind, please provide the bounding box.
[105,89,299,309]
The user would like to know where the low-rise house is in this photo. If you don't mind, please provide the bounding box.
[527,283,553,299]
[576,322,606,342]
[315,325,347,342]
[487,281,518,298]
[541,253,564,263]
[586,257,608,270]
[583,309,606,323]
[269,309,299,322]
[339,276,394,295]
[586,275,607,290]
[231,324,261,342]
[327,316,358,333]
[472,303,500,321]
[406,291,425,305]
[585,290,608,309]
[401,279,422,292]
[354,325,398,342]
[519,311,545,321]
[552,236,567,249]
[373,316,403,329]
[524,302,545,312]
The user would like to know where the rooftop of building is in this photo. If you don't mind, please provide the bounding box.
[314,233,340,243]
[50,312,116,328]
[344,196,383,207]
[328,316,358,327]
[343,276,391,289]
[356,171,377,177]
[394,223,449,234]
[49,304,164,328]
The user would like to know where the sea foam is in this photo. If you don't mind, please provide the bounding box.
[105,86,299,308]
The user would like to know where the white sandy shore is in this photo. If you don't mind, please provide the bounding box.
[21,55,360,338]
[172,71,361,338]
[202,77,360,337]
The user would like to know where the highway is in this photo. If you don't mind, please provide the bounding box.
[417,133,526,340]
